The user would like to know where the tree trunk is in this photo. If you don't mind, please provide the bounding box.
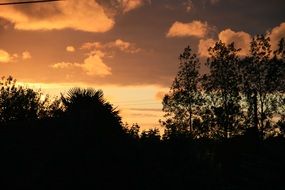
[260,93,264,130]
[253,90,258,130]
[189,105,192,133]
[223,93,229,139]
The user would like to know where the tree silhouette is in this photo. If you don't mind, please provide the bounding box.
[0,76,48,123]
[240,36,283,137]
[61,88,123,138]
[123,123,140,140]
[141,128,161,143]
[203,41,242,138]
[161,46,203,139]
[161,36,285,139]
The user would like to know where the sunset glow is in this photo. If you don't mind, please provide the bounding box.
[0,0,284,129]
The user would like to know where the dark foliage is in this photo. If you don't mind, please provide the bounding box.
[162,37,285,139]
[0,36,284,189]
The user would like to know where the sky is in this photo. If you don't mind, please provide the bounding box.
[0,0,285,130]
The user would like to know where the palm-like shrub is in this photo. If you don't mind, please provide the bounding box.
[61,88,123,136]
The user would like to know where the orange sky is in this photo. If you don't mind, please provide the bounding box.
[0,0,285,130]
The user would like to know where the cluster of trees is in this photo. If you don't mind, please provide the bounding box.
[161,35,285,139]
[1,75,284,189]
[0,76,124,135]
[0,35,285,189]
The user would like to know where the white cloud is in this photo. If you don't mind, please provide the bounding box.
[120,0,146,13]
[199,29,251,57]
[166,20,210,38]
[109,39,141,53]
[80,42,102,50]
[66,46,75,52]
[268,22,285,51]
[113,39,131,51]
[81,39,141,54]
[218,29,251,56]
[22,51,32,60]
[51,50,111,77]
[0,49,32,62]
[0,49,11,63]
[51,62,75,69]
[81,53,111,77]
[198,38,216,57]
[184,0,193,12]
[0,0,114,33]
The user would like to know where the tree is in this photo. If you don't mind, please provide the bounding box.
[61,88,123,136]
[271,38,285,136]
[123,123,140,140]
[203,41,242,138]
[161,46,202,138]
[240,35,282,136]
[140,128,161,144]
[272,38,285,92]
[0,76,48,123]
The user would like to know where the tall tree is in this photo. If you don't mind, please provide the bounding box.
[273,38,285,93]
[272,38,285,134]
[203,41,242,138]
[161,46,202,138]
[241,35,276,134]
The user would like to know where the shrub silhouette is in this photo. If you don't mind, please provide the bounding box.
[61,88,124,139]
[0,76,47,123]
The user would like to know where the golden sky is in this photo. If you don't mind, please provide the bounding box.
[0,0,285,130]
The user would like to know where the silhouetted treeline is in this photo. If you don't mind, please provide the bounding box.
[0,36,285,189]
[161,35,285,140]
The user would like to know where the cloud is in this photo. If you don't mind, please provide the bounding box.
[81,39,141,54]
[166,20,210,38]
[120,0,146,13]
[97,0,149,16]
[155,91,167,101]
[0,49,29,62]
[66,46,75,52]
[268,22,285,51]
[198,38,216,57]
[109,39,141,53]
[51,50,111,77]
[198,29,251,57]
[22,51,32,60]
[155,88,169,101]
[0,0,114,32]
[51,62,74,69]
[128,108,162,112]
[81,52,111,77]
[81,42,102,50]
[184,0,193,12]
[0,49,11,63]
[218,29,251,56]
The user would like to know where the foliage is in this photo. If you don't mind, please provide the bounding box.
[203,41,243,138]
[62,88,121,122]
[61,87,123,138]
[161,46,203,138]
[162,36,285,140]
[123,123,140,140]
[0,76,48,123]
[141,128,161,143]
